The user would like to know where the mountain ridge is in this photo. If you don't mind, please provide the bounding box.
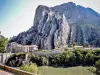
[9,2,100,49]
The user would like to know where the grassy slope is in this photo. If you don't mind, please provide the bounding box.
[38,66,95,75]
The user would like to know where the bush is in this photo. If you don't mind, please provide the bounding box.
[29,54,47,66]
[85,52,95,66]
[68,52,76,66]
[95,60,100,75]
[73,48,83,65]
[6,49,100,67]
[5,53,26,67]
[94,49,100,56]
[49,51,76,66]
[19,63,38,74]
[49,54,61,66]
[49,49,100,67]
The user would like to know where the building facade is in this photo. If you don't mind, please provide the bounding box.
[7,42,38,53]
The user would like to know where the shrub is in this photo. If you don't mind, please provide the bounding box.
[94,49,100,56]
[49,54,61,66]
[49,49,100,67]
[95,60,100,75]
[85,51,95,66]
[5,53,26,67]
[49,51,75,66]
[6,49,100,67]
[19,63,38,74]
[73,48,83,65]
[30,54,47,66]
[68,52,76,66]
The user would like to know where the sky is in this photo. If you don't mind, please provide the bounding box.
[0,0,100,38]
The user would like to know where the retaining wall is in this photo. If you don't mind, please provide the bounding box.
[0,63,37,75]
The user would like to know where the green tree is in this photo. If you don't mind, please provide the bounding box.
[30,54,47,66]
[68,52,76,66]
[85,51,95,66]
[74,48,83,65]
[95,60,100,75]
[0,37,8,53]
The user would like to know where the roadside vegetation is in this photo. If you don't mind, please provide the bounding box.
[5,48,100,74]
[49,48,100,66]
[19,63,38,74]
[5,53,26,67]
[95,60,100,75]
[0,37,8,53]
[89,60,100,75]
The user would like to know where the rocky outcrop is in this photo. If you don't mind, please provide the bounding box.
[52,2,100,46]
[10,2,100,49]
[10,5,70,50]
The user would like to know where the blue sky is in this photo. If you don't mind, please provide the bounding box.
[0,0,100,38]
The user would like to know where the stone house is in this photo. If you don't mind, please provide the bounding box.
[7,42,38,53]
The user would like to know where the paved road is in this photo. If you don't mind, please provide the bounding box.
[0,69,14,75]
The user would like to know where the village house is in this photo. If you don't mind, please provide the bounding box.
[7,42,38,53]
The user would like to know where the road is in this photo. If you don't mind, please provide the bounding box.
[33,50,63,57]
[0,69,14,75]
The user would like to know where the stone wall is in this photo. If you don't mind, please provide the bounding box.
[0,63,37,75]
[0,53,14,64]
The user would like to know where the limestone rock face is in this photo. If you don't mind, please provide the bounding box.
[10,5,70,50]
[10,2,100,49]
[52,2,100,46]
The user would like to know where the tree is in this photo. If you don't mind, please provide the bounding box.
[95,60,100,75]
[85,51,95,66]
[74,48,83,65]
[30,54,47,66]
[0,37,8,53]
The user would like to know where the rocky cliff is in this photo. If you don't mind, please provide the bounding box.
[10,2,100,49]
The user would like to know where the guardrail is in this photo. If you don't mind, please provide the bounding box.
[0,63,37,75]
